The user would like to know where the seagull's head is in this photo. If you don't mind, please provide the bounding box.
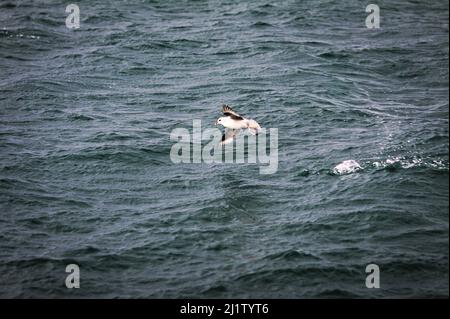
[215,117,226,126]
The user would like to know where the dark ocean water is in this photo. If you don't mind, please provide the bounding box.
[0,0,448,298]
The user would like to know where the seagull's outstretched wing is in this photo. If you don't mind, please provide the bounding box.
[222,105,244,120]
[220,129,239,145]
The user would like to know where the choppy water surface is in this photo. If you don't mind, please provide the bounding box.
[0,0,448,298]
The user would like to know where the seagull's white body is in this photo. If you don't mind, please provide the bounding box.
[215,105,262,145]
[218,116,250,130]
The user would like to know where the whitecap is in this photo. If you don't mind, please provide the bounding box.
[332,160,362,175]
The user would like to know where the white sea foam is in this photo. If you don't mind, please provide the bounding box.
[371,156,447,170]
[332,160,363,175]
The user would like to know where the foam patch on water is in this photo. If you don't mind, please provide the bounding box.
[372,156,448,171]
[0,29,40,40]
[330,156,447,176]
[332,160,363,175]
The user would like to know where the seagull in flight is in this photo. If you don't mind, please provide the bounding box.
[215,104,262,145]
